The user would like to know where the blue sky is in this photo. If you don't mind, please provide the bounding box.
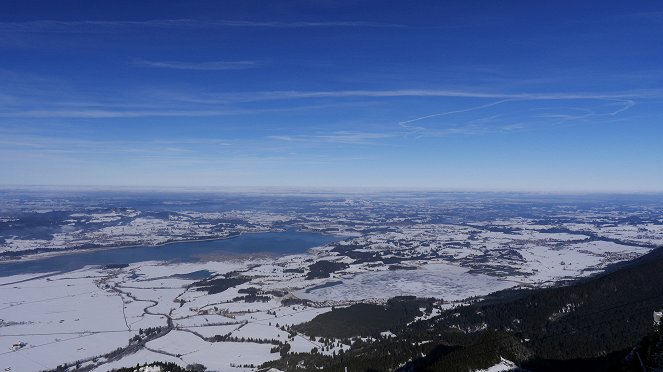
[1,0,662,191]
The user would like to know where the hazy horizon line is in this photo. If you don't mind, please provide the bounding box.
[2,184,662,196]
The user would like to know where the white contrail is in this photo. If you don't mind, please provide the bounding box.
[398,99,513,126]
[608,99,635,115]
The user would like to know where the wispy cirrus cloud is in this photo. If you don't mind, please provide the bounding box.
[0,100,376,119]
[0,128,235,158]
[0,109,236,119]
[0,86,646,123]
[398,98,634,127]
[268,131,396,145]
[396,97,637,138]
[0,19,408,34]
[181,88,659,104]
[134,59,262,71]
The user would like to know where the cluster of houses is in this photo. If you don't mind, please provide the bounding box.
[9,341,26,351]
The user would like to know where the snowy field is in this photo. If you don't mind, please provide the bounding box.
[1,235,655,371]
[0,257,348,372]
[1,193,662,371]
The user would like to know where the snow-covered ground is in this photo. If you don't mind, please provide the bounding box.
[474,357,517,372]
[1,193,662,371]
[0,209,288,254]
[145,330,274,370]
[1,232,654,372]
[0,268,134,371]
[0,256,350,372]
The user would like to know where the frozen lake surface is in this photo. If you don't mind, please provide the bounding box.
[297,263,515,302]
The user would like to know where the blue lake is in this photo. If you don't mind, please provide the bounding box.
[0,231,337,277]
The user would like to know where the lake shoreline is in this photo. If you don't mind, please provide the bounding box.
[0,231,251,264]
[0,228,348,265]
[0,229,342,277]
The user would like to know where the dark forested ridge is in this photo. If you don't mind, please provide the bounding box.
[262,247,663,371]
[305,260,350,280]
[189,272,250,294]
[294,296,432,338]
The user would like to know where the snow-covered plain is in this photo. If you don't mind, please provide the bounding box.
[0,257,347,372]
[0,268,134,371]
[1,233,654,372]
[1,193,662,371]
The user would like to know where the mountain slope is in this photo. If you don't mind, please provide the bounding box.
[263,247,663,371]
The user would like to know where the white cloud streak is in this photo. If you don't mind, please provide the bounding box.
[395,97,637,138]
[0,109,236,119]
[268,131,395,145]
[0,19,408,33]
[0,85,647,123]
[190,88,658,104]
[134,59,261,71]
